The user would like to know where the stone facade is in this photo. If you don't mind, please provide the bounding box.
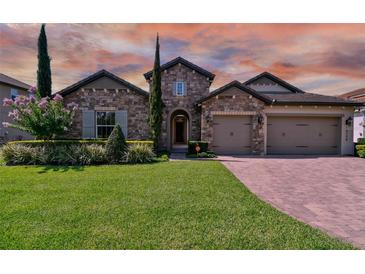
[200,86,266,155]
[63,76,150,140]
[147,63,211,150]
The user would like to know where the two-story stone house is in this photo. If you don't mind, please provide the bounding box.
[59,56,363,155]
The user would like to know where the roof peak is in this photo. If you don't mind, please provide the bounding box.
[243,71,305,94]
[58,69,148,97]
[144,56,215,81]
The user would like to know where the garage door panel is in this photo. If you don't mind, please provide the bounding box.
[213,115,251,154]
[267,116,341,155]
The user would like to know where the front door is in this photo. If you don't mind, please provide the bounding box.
[174,116,186,144]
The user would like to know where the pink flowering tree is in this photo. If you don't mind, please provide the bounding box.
[2,87,78,140]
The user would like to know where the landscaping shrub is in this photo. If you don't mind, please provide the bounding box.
[123,143,156,164]
[188,141,209,154]
[1,143,107,165]
[2,139,155,165]
[1,143,43,165]
[357,138,365,144]
[358,149,365,158]
[7,139,153,147]
[356,145,365,151]
[105,124,127,163]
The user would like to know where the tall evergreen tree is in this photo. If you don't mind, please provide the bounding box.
[148,34,163,149]
[37,24,52,97]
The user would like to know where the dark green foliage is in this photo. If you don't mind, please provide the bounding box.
[37,24,52,97]
[105,124,127,163]
[188,141,209,154]
[357,138,365,144]
[148,34,163,149]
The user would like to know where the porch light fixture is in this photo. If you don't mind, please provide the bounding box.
[345,117,353,126]
[257,113,264,125]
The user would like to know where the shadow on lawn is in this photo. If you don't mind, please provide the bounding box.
[37,165,85,174]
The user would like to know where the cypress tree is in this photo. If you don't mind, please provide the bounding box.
[37,24,52,97]
[148,34,163,149]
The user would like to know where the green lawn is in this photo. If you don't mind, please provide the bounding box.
[0,161,354,249]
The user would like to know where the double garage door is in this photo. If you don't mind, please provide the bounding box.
[267,116,341,155]
[212,115,341,155]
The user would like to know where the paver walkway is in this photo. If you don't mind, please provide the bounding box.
[219,155,365,249]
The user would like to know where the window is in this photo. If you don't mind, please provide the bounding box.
[96,111,115,138]
[175,82,185,96]
[10,88,18,100]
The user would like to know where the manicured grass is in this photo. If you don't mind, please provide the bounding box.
[0,161,354,249]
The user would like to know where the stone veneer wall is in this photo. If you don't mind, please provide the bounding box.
[200,86,266,155]
[147,63,211,150]
[63,76,150,140]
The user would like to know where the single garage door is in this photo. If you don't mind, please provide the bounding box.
[212,115,251,154]
[267,116,341,155]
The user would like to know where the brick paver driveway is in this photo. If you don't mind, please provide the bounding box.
[219,156,365,249]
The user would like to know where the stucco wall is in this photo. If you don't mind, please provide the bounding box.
[62,76,150,140]
[201,86,266,154]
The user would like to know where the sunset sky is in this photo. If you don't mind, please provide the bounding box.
[1,23,365,95]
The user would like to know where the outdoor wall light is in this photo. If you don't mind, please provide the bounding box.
[257,114,264,125]
[345,116,353,126]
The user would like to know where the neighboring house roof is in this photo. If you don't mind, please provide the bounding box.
[58,69,149,97]
[0,73,31,90]
[196,80,273,104]
[144,56,215,81]
[243,71,305,94]
[338,88,365,103]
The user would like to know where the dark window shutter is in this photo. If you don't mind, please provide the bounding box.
[116,110,128,138]
[173,81,177,95]
[82,110,95,138]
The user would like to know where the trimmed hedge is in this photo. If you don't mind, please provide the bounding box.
[357,138,365,144]
[356,145,365,151]
[188,141,209,154]
[8,139,154,148]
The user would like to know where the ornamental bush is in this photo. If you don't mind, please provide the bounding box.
[123,143,156,164]
[2,87,78,140]
[105,124,127,163]
[1,142,107,165]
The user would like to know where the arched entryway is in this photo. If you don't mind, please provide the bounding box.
[169,109,191,151]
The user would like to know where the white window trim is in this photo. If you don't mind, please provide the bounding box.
[175,81,185,96]
[95,111,116,138]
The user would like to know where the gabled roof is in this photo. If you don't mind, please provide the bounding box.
[58,69,149,97]
[196,80,273,104]
[0,73,31,90]
[243,71,305,93]
[338,88,365,103]
[144,56,215,81]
